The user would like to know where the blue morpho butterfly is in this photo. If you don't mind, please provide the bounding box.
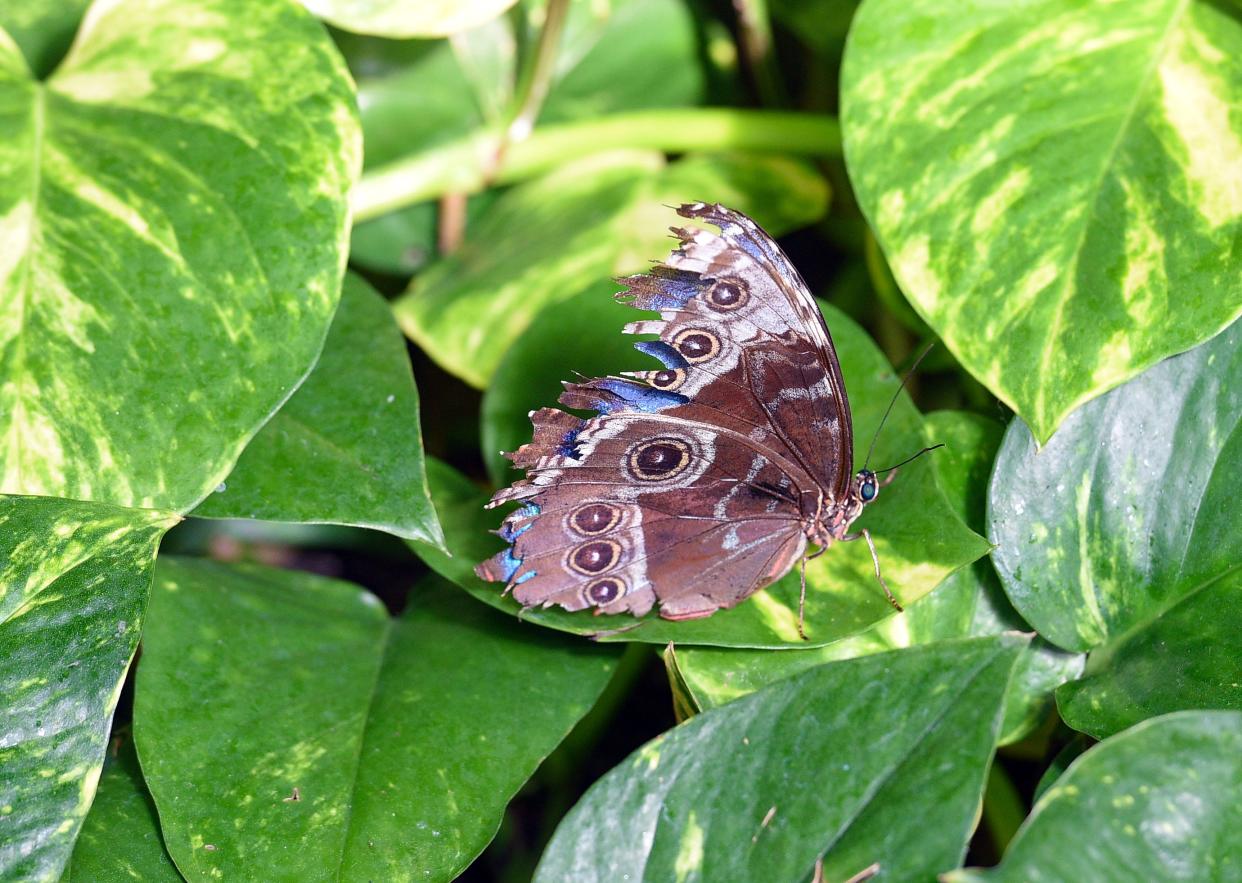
[477,203,936,637]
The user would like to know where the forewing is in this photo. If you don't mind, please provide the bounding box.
[618,202,854,500]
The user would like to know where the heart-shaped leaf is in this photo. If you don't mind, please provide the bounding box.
[989,319,1239,736]
[534,635,1028,882]
[192,273,444,547]
[66,734,181,882]
[0,0,360,510]
[948,711,1242,881]
[842,0,1242,442]
[393,151,829,388]
[670,410,1082,743]
[134,559,616,882]
[0,1,88,77]
[414,294,988,646]
[0,496,175,882]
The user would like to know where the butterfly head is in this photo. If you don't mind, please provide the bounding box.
[856,470,879,504]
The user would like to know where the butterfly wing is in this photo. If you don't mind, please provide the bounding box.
[619,202,855,501]
[478,203,853,617]
[476,399,807,618]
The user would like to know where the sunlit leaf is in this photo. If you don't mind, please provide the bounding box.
[842,0,1242,441]
[990,319,1239,736]
[0,496,175,882]
[303,0,519,38]
[0,0,361,510]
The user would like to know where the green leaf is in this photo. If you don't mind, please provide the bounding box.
[534,635,1028,882]
[0,0,361,510]
[65,735,181,883]
[1056,569,1242,740]
[669,410,1080,741]
[0,0,89,78]
[304,0,519,38]
[393,150,829,388]
[538,0,706,124]
[417,296,987,646]
[989,319,1239,736]
[0,496,175,882]
[947,711,1242,882]
[841,0,1242,442]
[134,558,617,882]
[192,273,444,547]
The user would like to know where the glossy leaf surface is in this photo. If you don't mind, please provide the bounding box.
[0,0,361,510]
[193,274,444,546]
[842,0,1242,441]
[134,559,616,882]
[990,319,1238,735]
[65,735,181,883]
[0,496,174,882]
[672,410,1081,742]
[535,635,1027,882]
[949,711,1242,882]
[393,151,829,388]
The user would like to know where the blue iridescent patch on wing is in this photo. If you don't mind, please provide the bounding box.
[646,273,700,308]
[514,570,536,585]
[558,427,583,459]
[498,502,541,542]
[635,340,689,369]
[498,546,523,580]
[595,378,688,413]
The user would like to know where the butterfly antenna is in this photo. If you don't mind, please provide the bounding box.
[874,444,945,475]
[862,342,935,473]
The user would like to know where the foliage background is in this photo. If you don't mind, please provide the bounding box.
[0,0,1238,880]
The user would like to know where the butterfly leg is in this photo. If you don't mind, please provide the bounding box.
[843,528,903,612]
[878,468,898,488]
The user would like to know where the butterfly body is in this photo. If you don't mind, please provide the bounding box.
[476,203,888,624]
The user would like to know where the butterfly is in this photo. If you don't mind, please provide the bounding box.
[476,203,904,638]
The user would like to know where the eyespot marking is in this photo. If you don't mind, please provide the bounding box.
[569,503,622,536]
[672,328,721,364]
[648,368,687,391]
[627,437,692,481]
[706,276,749,311]
[585,577,624,605]
[567,539,621,575]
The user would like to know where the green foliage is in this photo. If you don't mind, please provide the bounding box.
[0,0,1236,879]
[842,0,1242,443]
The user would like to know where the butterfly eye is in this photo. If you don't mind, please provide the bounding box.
[859,474,878,502]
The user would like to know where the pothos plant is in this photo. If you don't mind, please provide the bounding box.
[0,0,1238,881]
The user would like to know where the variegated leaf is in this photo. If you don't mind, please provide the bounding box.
[842,0,1242,442]
[0,495,176,882]
[0,0,361,510]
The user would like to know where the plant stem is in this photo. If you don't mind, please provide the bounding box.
[351,108,841,222]
[505,0,569,143]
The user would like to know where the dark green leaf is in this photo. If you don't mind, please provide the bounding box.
[1056,569,1242,739]
[948,711,1242,882]
[394,151,829,388]
[192,274,444,547]
[65,735,180,883]
[842,0,1242,442]
[671,410,1081,741]
[134,558,616,882]
[0,496,175,882]
[989,319,1239,736]
[0,0,360,510]
[417,299,987,646]
[534,635,1028,882]
[0,0,88,78]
